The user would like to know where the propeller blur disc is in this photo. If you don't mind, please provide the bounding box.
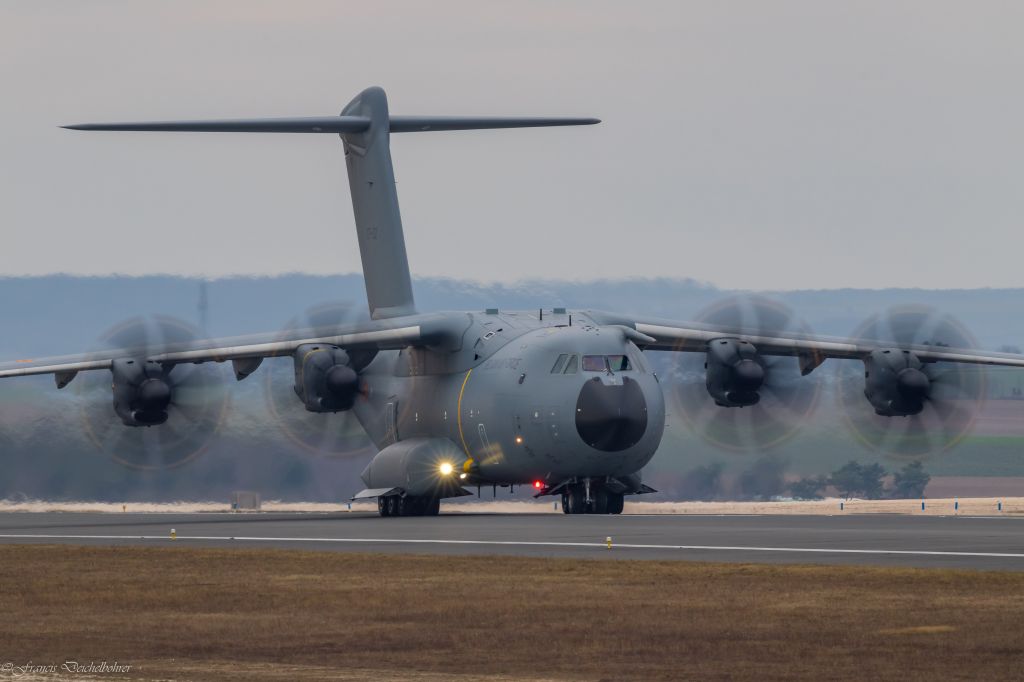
[835,305,985,459]
[263,302,375,459]
[666,295,822,452]
[75,316,230,470]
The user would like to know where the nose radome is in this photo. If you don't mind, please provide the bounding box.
[575,376,648,452]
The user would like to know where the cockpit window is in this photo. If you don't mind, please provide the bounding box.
[607,355,632,371]
[582,355,633,372]
[551,354,568,374]
[563,355,579,374]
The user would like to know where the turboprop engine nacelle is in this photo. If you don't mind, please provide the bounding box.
[360,438,469,498]
[863,349,930,416]
[293,344,359,412]
[705,338,765,407]
[111,358,172,426]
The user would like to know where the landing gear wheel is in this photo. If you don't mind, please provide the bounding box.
[565,486,586,515]
[408,497,425,516]
[408,497,428,516]
[607,493,625,515]
[383,496,437,517]
[590,489,609,515]
[561,492,570,514]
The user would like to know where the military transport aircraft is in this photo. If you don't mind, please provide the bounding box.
[2,86,1023,516]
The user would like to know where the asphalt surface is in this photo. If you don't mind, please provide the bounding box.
[3,511,1024,570]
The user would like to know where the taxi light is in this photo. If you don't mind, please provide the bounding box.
[439,462,454,476]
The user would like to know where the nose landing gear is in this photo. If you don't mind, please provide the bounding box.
[561,483,624,515]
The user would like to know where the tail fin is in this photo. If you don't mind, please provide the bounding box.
[339,88,415,319]
[64,86,600,320]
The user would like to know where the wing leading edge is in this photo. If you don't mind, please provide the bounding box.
[590,312,1024,371]
[0,313,469,383]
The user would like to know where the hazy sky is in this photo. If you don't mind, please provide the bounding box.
[2,1,1023,290]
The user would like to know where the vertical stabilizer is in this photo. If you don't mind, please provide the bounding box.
[339,88,416,320]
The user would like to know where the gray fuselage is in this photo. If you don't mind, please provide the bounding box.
[351,310,666,486]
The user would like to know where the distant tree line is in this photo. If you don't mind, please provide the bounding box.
[789,460,930,500]
[674,457,931,501]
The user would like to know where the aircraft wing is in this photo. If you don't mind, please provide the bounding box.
[591,312,1024,372]
[0,312,470,385]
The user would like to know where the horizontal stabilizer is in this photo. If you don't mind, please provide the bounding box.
[63,116,599,134]
[62,117,372,133]
[60,86,600,323]
[388,116,600,132]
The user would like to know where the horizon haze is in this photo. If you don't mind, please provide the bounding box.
[3,1,1024,289]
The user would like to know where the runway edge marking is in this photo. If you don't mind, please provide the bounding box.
[3,534,1024,559]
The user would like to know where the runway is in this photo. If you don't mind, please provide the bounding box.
[2,511,1024,569]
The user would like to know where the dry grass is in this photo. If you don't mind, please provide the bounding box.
[1,546,1024,681]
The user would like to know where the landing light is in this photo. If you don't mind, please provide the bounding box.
[439,462,454,476]
[514,435,524,445]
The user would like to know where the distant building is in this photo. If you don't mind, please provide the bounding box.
[231,491,261,511]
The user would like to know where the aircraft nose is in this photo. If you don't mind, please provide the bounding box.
[575,376,648,452]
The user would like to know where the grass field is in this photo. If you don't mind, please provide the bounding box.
[1,546,1023,681]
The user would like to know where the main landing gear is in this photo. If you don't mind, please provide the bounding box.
[561,483,624,515]
[378,495,441,517]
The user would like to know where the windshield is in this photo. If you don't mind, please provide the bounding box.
[582,355,632,372]
[607,355,631,371]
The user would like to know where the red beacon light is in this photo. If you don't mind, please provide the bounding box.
[533,480,544,490]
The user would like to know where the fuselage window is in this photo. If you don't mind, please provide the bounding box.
[551,354,568,374]
[563,355,579,374]
[582,355,607,372]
